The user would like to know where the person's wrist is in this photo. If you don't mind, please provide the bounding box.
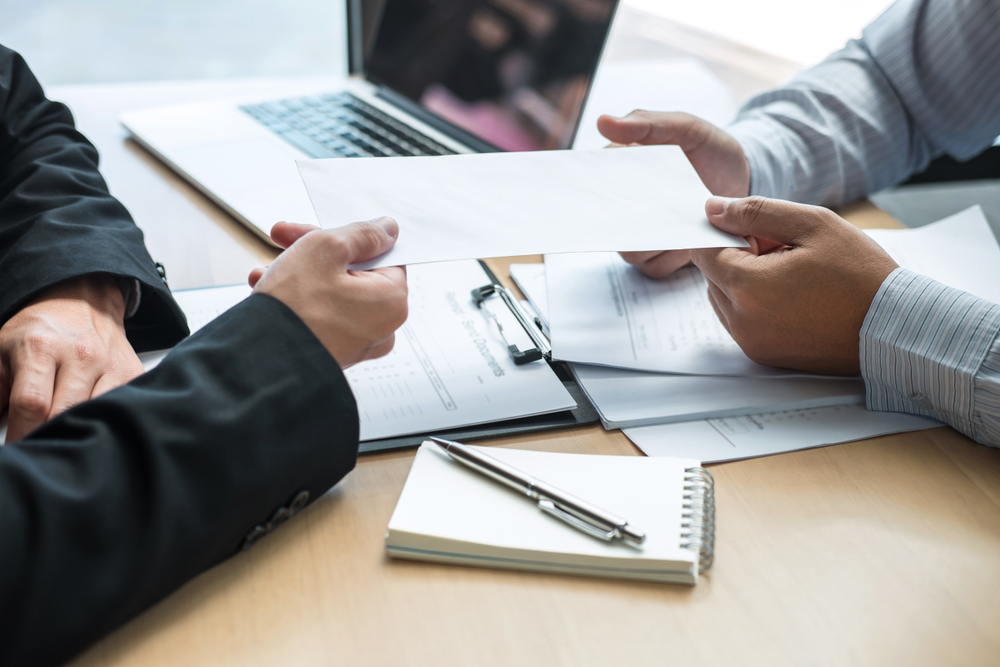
[32,274,128,323]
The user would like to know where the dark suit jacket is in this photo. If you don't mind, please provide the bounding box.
[0,47,359,665]
[0,294,360,667]
[0,44,188,351]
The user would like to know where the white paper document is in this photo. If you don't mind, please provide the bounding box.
[508,260,865,427]
[136,283,254,370]
[57,264,574,445]
[865,206,1000,304]
[510,262,550,334]
[546,252,797,376]
[574,59,738,150]
[570,363,866,429]
[297,145,746,270]
[624,404,942,463]
[546,207,1000,376]
[345,261,575,441]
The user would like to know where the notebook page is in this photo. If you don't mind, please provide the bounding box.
[388,443,698,568]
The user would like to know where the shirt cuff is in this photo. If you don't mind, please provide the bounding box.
[860,268,1000,441]
[113,276,142,319]
[727,116,795,201]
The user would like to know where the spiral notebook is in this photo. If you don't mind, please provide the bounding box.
[386,443,715,584]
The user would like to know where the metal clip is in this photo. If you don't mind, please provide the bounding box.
[537,499,617,541]
[471,283,551,365]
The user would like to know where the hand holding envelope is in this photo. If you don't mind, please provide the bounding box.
[296,145,748,269]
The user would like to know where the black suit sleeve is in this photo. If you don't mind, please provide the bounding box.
[0,293,360,667]
[0,45,188,351]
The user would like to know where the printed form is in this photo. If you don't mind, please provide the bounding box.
[546,207,1000,377]
[125,264,575,444]
[624,404,941,463]
[345,261,575,441]
[546,252,795,376]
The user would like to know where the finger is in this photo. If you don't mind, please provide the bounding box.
[619,250,662,265]
[705,280,734,336]
[248,267,265,288]
[620,249,691,279]
[7,356,56,441]
[705,196,826,247]
[0,362,9,416]
[743,235,787,256]
[91,353,144,399]
[330,216,399,266]
[597,111,711,150]
[91,370,136,399]
[361,265,407,282]
[270,221,320,249]
[48,365,100,420]
[363,333,397,363]
[690,247,751,294]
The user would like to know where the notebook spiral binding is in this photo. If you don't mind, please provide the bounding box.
[681,467,715,574]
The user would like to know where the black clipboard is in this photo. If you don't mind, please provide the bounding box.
[359,261,599,454]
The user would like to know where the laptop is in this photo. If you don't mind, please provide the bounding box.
[121,0,621,242]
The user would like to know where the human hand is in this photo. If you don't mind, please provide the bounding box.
[598,110,751,279]
[0,274,144,442]
[249,217,408,368]
[690,196,899,375]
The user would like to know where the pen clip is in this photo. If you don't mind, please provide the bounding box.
[538,499,617,542]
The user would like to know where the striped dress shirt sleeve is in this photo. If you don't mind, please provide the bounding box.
[721,0,1000,446]
[727,0,1000,208]
[861,269,1000,445]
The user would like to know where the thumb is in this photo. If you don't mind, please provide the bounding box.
[705,196,823,248]
[333,216,399,266]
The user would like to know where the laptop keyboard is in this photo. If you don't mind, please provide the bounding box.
[239,92,457,159]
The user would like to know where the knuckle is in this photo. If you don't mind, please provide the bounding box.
[740,196,768,227]
[312,231,350,261]
[12,388,50,420]
[23,331,57,357]
[389,299,409,331]
[354,221,386,252]
[73,340,101,366]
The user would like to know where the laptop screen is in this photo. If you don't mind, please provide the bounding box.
[366,0,619,151]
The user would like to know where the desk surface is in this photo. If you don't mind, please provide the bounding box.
[54,12,1000,667]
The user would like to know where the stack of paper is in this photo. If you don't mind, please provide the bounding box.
[511,205,997,457]
[544,206,1000,377]
[624,404,941,464]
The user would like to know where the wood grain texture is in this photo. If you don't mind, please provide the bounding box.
[56,20,1000,667]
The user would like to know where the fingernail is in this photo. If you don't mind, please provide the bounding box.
[705,197,734,216]
[373,216,399,238]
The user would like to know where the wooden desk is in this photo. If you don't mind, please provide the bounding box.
[51,12,1000,667]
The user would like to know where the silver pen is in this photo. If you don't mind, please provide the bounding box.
[430,437,645,546]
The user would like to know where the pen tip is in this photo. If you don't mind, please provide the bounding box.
[429,437,450,451]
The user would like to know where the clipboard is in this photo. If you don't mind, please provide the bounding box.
[359,261,599,454]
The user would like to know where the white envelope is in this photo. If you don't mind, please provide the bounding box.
[297,145,746,269]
